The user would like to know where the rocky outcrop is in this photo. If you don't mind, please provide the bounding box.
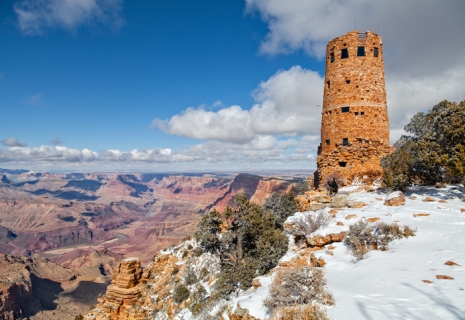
[295,191,349,211]
[94,258,150,319]
[0,254,75,319]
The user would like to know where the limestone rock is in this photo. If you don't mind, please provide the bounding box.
[423,197,436,202]
[436,275,454,280]
[367,217,380,223]
[251,279,261,289]
[349,201,368,208]
[384,191,406,206]
[306,232,347,247]
[330,195,349,208]
[413,213,430,218]
[422,280,433,284]
[345,214,357,220]
[444,261,460,266]
[336,221,344,226]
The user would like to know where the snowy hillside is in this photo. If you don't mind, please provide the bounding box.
[233,185,465,320]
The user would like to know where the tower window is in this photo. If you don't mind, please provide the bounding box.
[326,139,330,146]
[357,46,365,56]
[330,52,335,62]
[374,47,379,57]
[327,81,330,89]
[361,111,365,116]
[341,48,349,59]
[346,80,350,84]
[342,138,349,146]
[339,161,347,167]
[355,112,359,116]
[341,107,350,113]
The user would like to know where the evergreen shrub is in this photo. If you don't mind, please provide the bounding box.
[173,284,190,304]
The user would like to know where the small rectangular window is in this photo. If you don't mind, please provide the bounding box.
[326,139,330,146]
[330,52,335,62]
[339,161,347,167]
[365,139,369,144]
[346,80,350,84]
[357,46,365,56]
[355,112,359,116]
[361,111,365,116]
[327,81,330,89]
[342,138,349,146]
[374,47,379,57]
[341,48,349,59]
[341,107,350,113]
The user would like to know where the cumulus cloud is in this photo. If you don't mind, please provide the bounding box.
[2,137,27,147]
[153,66,323,144]
[14,0,124,35]
[246,0,465,133]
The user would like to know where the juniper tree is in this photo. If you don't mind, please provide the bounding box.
[194,191,289,298]
[382,100,465,190]
[263,191,298,230]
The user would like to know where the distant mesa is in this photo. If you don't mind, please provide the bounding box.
[62,179,103,191]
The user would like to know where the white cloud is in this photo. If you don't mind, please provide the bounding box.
[0,135,315,170]
[14,0,124,35]
[152,66,323,144]
[246,0,465,133]
[2,137,28,147]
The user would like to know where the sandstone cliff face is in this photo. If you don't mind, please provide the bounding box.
[250,178,300,205]
[0,254,75,319]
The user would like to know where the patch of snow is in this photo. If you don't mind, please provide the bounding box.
[234,185,465,319]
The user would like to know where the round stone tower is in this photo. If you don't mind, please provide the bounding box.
[315,30,391,188]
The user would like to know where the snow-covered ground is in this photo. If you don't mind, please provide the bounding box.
[234,185,465,320]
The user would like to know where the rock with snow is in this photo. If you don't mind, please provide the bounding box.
[384,191,406,206]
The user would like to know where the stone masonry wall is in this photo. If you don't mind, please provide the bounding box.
[315,30,391,188]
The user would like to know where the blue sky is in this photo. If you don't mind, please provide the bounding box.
[0,0,464,172]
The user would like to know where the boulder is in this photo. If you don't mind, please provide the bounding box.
[306,231,347,247]
[384,191,406,206]
[330,195,349,208]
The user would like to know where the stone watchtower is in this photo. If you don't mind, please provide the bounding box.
[315,30,391,189]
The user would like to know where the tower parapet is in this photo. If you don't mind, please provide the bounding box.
[315,30,391,188]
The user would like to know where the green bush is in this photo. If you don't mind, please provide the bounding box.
[171,266,180,276]
[192,247,203,257]
[184,266,198,286]
[346,219,416,262]
[264,266,333,313]
[74,315,84,320]
[173,284,190,304]
[189,284,208,315]
[199,267,209,280]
